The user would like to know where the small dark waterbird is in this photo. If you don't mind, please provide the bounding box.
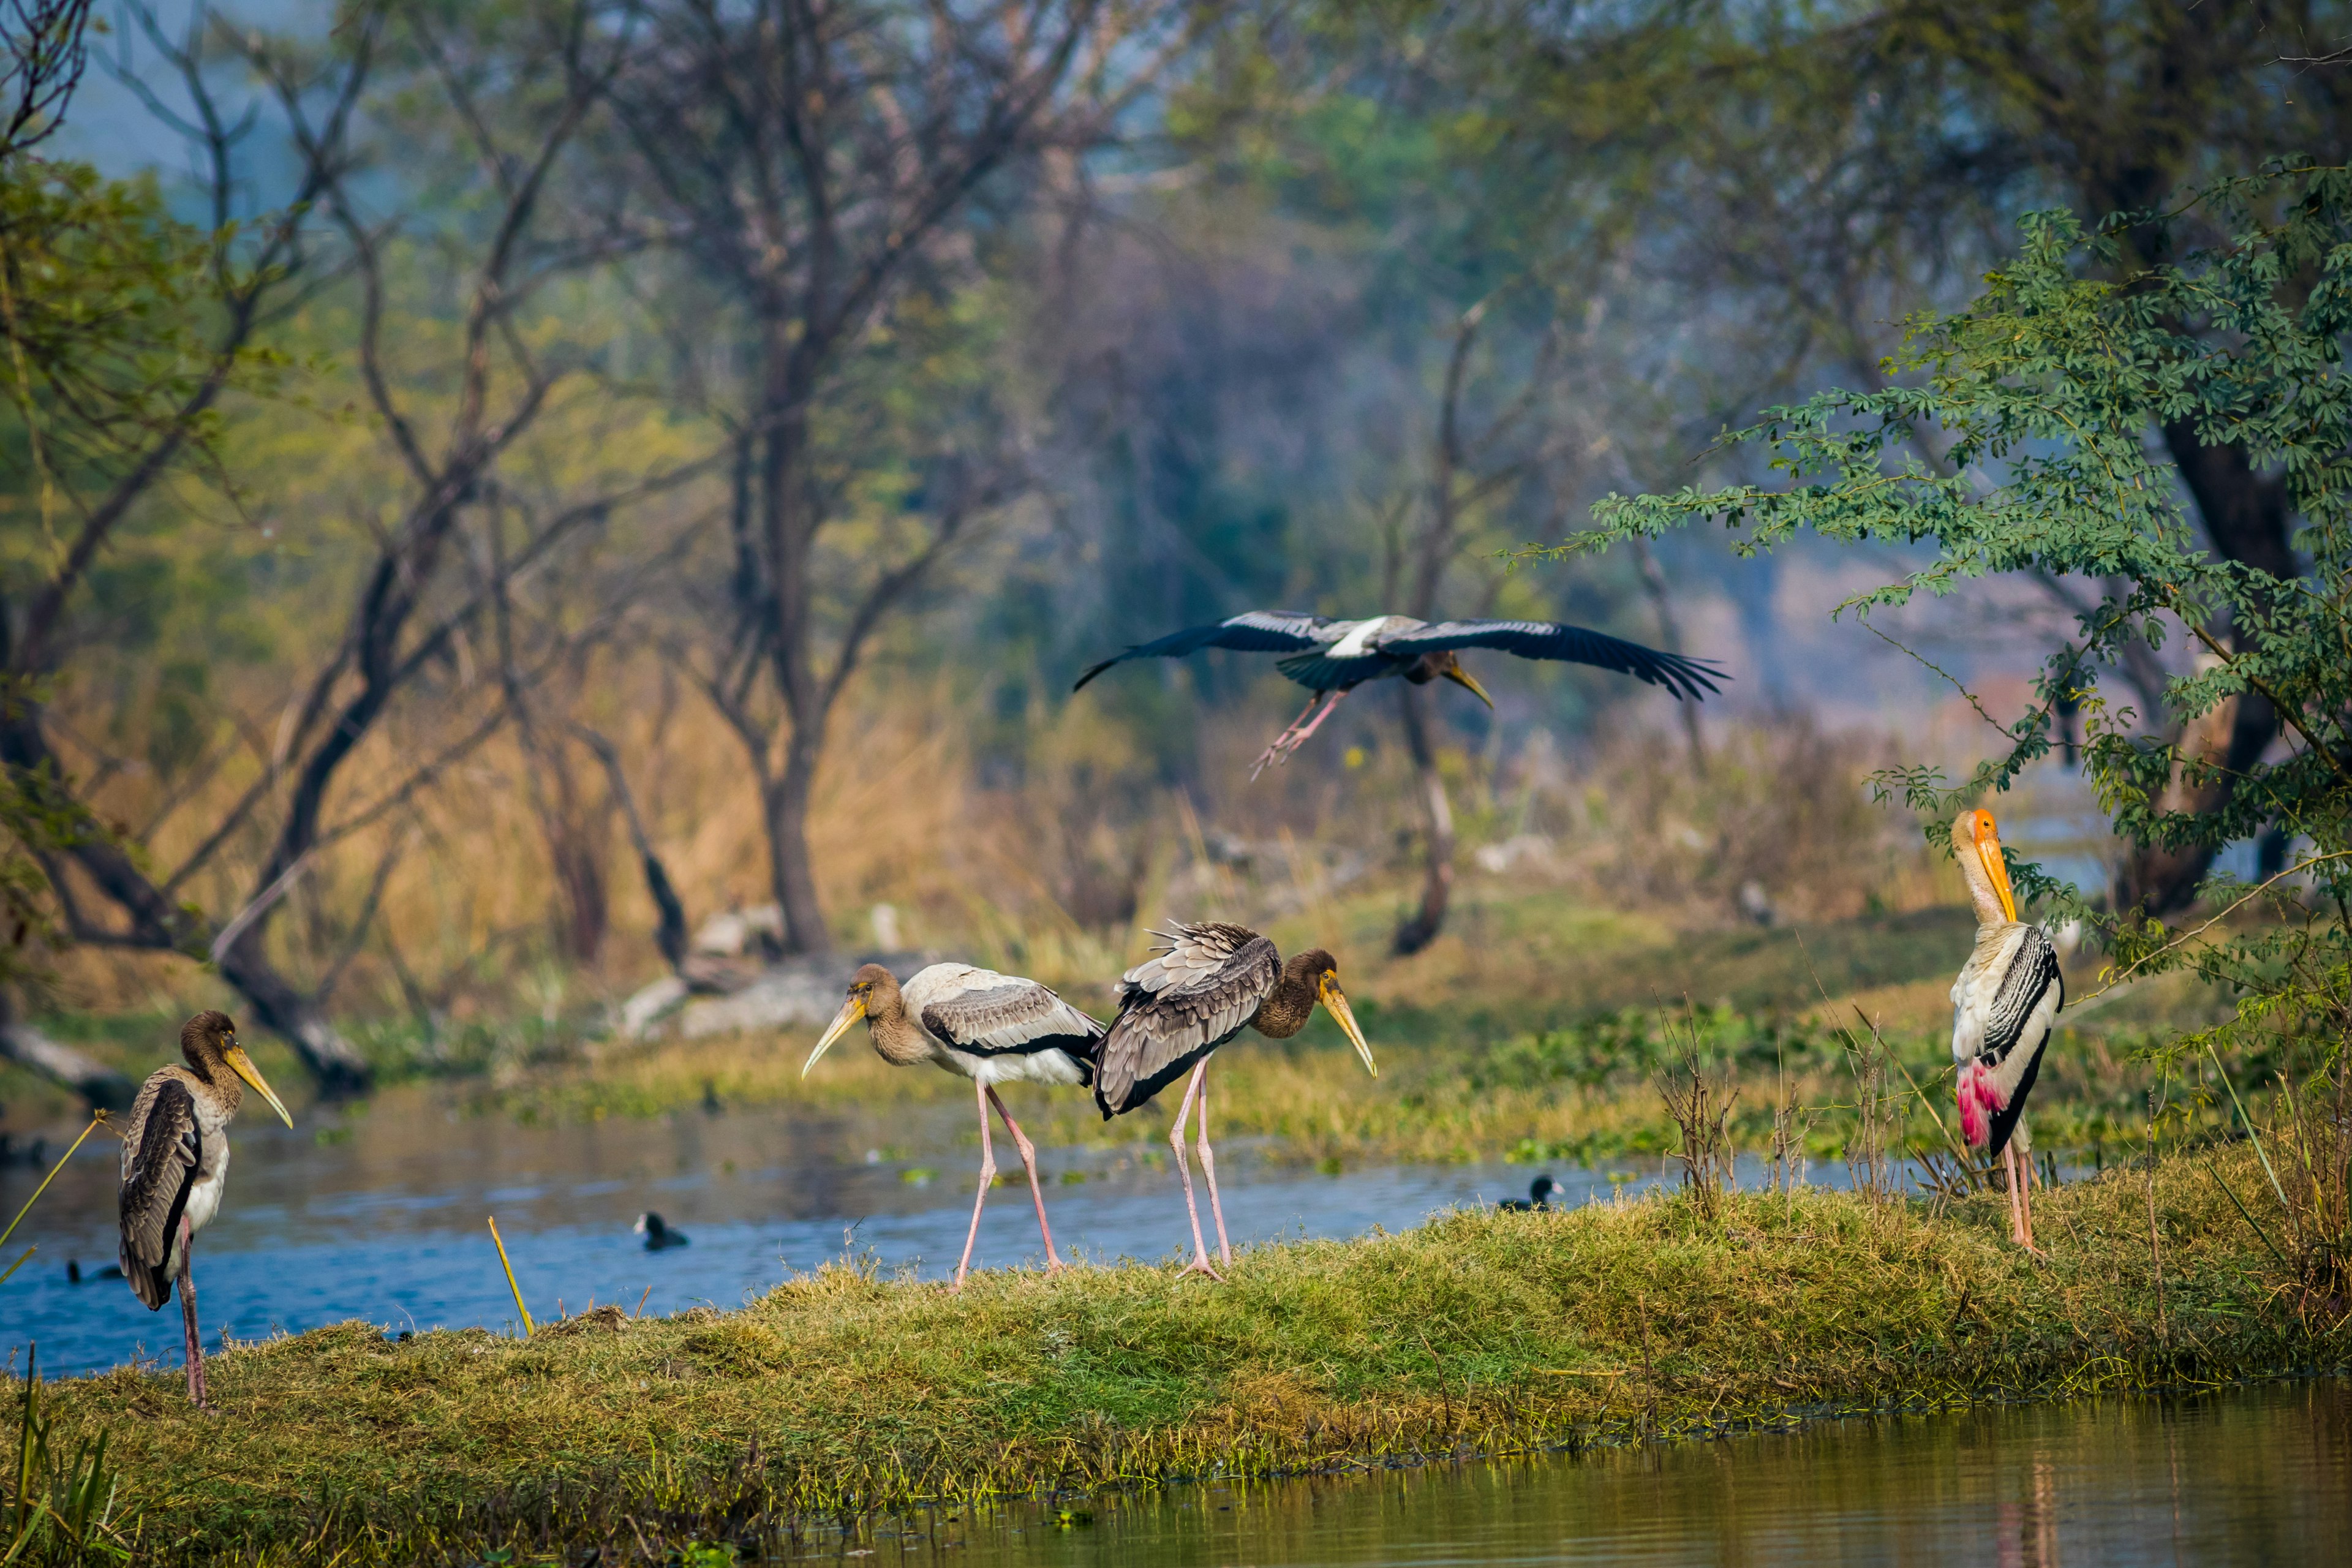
[1074,612,1726,774]
[117,1010,293,1408]
[634,1212,690,1250]
[807,963,1103,1287]
[1500,1175,1559,1212]
[1093,923,1377,1280]
[1950,808,2064,1256]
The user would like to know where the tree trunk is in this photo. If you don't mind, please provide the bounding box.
[763,737,832,957]
[1392,683,1454,956]
[216,927,372,1096]
[2108,422,2297,917]
[0,997,136,1110]
[0,702,371,1093]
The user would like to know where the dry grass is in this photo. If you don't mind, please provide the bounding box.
[9,1145,2337,1566]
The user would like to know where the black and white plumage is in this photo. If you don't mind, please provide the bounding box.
[1074,611,1727,772]
[1950,808,2065,1254]
[806,962,1103,1286]
[116,1010,292,1408]
[1094,922,1376,1279]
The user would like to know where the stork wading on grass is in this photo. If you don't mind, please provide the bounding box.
[1093,922,1377,1280]
[1073,612,1726,774]
[806,963,1102,1288]
[1950,808,2065,1255]
[117,1011,294,1408]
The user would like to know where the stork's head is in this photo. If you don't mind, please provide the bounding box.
[181,1010,293,1127]
[1411,650,1493,709]
[1953,807,2019,925]
[805,963,897,1075]
[1273,949,1377,1077]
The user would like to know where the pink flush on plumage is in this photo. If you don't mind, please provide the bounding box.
[1957,1059,2005,1148]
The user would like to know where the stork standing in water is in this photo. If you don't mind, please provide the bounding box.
[1094,922,1376,1279]
[1074,612,1724,774]
[1950,808,2065,1254]
[807,963,1102,1287]
[117,1011,293,1408]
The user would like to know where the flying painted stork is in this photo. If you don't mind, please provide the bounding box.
[1950,807,2065,1254]
[806,962,1103,1287]
[117,1010,293,1408]
[1073,612,1726,773]
[1093,922,1376,1280]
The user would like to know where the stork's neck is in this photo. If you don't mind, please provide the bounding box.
[183,1047,242,1112]
[1250,962,1317,1040]
[862,978,933,1066]
[1957,848,2013,930]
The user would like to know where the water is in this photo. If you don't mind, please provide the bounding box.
[818,1380,2350,1566]
[4,1087,1762,1377]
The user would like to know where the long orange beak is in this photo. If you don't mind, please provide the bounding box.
[1442,662,1493,710]
[1317,974,1376,1077]
[1973,817,2019,924]
[804,997,865,1076]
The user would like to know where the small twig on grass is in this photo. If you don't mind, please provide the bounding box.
[488,1215,536,1335]
[2206,1158,2292,1273]
[2206,1042,2290,1212]
[2147,1076,2168,1351]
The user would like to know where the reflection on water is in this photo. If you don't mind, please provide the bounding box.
[823,1380,2349,1567]
[6,1085,1823,1376]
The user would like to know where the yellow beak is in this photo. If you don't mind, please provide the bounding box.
[1975,827,2019,924]
[1318,976,1377,1077]
[224,1045,293,1128]
[1442,662,1494,710]
[804,997,866,1076]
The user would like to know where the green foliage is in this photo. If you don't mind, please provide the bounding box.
[2,1348,130,1564]
[1559,160,2352,1267]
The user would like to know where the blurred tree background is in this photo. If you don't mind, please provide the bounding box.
[1,0,2346,1100]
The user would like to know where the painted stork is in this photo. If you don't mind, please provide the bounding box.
[117,1010,293,1408]
[1950,807,2065,1254]
[1073,612,1725,773]
[1093,922,1376,1280]
[806,962,1102,1287]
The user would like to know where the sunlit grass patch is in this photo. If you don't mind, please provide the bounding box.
[18,1146,2337,1566]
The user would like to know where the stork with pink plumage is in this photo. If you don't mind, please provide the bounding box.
[1950,807,2066,1255]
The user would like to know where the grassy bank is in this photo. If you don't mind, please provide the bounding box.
[16,1146,2341,1566]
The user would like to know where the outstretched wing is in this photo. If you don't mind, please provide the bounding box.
[117,1075,200,1311]
[1072,612,1338,691]
[915,968,1104,1066]
[1380,620,1727,702]
[1094,922,1279,1117]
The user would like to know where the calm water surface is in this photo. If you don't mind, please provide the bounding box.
[812,1380,2350,1566]
[4,1086,1803,1376]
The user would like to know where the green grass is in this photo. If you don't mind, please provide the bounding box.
[13,1145,2340,1566]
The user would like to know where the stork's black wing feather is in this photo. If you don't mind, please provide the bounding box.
[1381,620,1727,701]
[118,1075,200,1311]
[1072,612,1336,691]
[1093,922,1278,1117]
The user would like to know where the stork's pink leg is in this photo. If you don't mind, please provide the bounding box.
[176,1215,208,1409]
[2003,1144,2046,1259]
[1285,685,1351,750]
[954,1079,997,1290]
[1195,1063,1232,1267]
[1167,1063,1223,1280]
[1251,692,1335,778]
[986,1087,1065,1273]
